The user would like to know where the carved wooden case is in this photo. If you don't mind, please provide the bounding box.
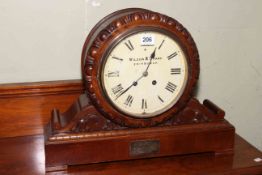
[44,8,235,172]
[82,8,199,127]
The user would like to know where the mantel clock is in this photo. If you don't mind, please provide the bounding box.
[44,8,235,172]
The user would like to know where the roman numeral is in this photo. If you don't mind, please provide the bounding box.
[111,84,124,96]
[124,95,133,107]
[141,99,147,110]
[158,39,165,50]
[167,52,177,60]
[171,68,181,75]
[158,95,164,103]
[165,82,177,93]
[112,56,123,61]
[124,40,134,51]
[107,71,119,77]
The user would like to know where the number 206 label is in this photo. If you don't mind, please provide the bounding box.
[141,34,155,46]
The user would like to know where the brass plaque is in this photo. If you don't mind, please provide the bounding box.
[130,140,160,156]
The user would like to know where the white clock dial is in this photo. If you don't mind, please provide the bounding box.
[101,30,188,118]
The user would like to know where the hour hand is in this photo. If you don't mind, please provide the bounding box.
[145,47,157,72]
[150,47,156,59]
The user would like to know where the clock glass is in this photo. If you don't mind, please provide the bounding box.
[101,30,188,118]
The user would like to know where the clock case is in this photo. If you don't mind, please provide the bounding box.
[44,8,235,172]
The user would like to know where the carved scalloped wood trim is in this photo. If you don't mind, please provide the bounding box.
[83,8,200,127]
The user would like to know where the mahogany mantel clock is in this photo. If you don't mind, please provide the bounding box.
[44,8,235,171]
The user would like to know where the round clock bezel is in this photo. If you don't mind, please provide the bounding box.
[99,27,189,118]
[83,9,199,127]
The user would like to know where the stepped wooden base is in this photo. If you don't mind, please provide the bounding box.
[45,120,235,172]
[44,94,235,172]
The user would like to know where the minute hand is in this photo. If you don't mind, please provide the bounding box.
[115,75,144,100]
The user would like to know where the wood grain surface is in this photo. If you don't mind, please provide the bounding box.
[0,134,262,175]
[0,80,84,138]
[0,80,262,174]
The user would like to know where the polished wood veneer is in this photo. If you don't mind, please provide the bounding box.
[0,134,262,175]
[0,80,84,138]
[0,80,261,174]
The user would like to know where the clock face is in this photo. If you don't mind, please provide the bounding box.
[101,30,188,118]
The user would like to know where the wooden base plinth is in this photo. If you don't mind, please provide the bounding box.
[45,120,235,172]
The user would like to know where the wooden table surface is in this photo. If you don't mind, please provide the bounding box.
[0,134,262,175]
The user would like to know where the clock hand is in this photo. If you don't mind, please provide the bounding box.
[115,74,144,100]
[144,47,157,73]
[115,82,134,100]
[115,48,157,100]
